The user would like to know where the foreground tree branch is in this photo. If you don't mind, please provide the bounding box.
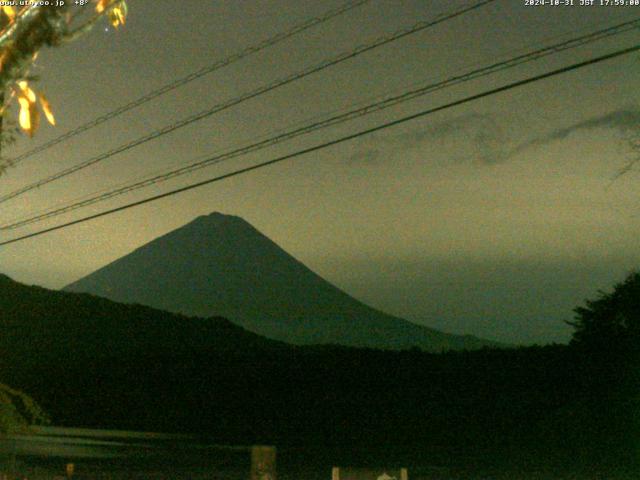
[0,1,127,166]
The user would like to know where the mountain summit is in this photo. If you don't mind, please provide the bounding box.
[65,212,494,351]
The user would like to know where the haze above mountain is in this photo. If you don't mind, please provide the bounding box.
[64,212,495,351]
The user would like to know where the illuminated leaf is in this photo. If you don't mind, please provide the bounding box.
[18,97,32,135]
[17,81,40,136]
[39,93,55,126]
[17,81,36,103]
[96,0,109,14]
[109,2,127,28]
[2,6,16,23]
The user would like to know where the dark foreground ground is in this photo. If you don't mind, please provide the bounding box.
[3,345,638,478]
[8,456,640,480]
[8,346,638,467]
[2,427,638,480]
[9,456,640,480]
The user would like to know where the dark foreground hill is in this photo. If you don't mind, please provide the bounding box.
[64,212,495,351]
[0,275,636,473]
[0,273,285,368]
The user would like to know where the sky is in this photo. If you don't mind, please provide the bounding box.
[0,0,639,345]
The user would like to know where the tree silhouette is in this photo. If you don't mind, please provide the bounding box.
[569,270,640,350]
[567,271,640,468]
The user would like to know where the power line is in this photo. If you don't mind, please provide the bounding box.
[2,16,638,231]
[1,43,637,247]
[0,0,496,205]
[7,0,374,166]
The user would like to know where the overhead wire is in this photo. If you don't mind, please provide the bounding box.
[1,43,638,246]
[6,0,374,166]
[0,0,497,205]
[2,16,639,231]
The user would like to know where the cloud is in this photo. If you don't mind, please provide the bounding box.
[510,107,640,158]
[348,113,507,165]
[395,113,495,143]
[349,108,640,169]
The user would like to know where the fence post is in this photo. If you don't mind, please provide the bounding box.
[250,445,276,480]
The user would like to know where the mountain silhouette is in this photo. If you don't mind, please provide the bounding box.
[0,273,284,368]
[65,212,495,351]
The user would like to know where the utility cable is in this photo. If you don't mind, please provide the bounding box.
[2,17,638,231]
[7,0,374,166]
[1,43,637,246]
[0,0,496,205]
